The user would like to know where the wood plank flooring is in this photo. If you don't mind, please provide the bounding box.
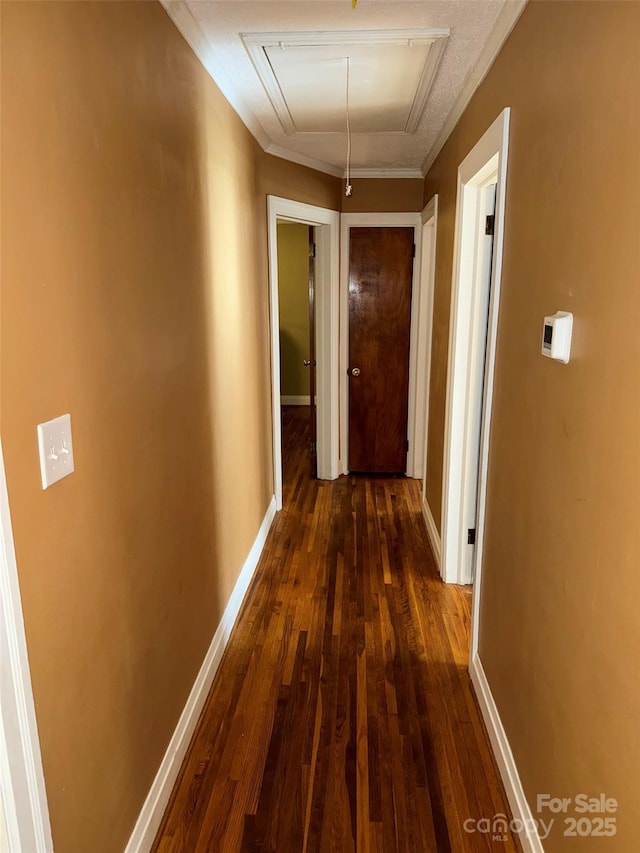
[152,407,521,852]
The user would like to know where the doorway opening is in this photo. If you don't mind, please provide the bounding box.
[439,109,510,657]
[267,197,340,510]
[276,222,317,479]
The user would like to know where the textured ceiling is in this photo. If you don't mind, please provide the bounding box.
[162,0,526,177]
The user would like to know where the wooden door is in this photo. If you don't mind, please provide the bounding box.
[348,227,414,473]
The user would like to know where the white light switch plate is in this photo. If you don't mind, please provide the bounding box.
[37,414,75,489]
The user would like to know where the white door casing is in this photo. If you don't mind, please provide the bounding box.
[267,196,340,509]
[418,196,438,486]
[408,198,439,482]
[419,196,442,571]
[459,183,496,585]
[441,109,510,629]
[0,440,53,852]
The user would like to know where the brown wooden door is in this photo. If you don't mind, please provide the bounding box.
[348,227,414,473]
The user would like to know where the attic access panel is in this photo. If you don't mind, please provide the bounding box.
[243,29,449,136]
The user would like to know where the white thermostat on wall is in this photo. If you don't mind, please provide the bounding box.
[541,311,573,363]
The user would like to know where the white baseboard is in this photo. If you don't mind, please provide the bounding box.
[281,395,313,406]
[421,497,441,575]
[470,655,544,853]
[125,495,278,853]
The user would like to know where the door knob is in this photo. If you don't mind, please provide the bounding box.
[350,367,361,377]
[303,360,316,367]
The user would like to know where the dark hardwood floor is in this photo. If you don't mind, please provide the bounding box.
[152,406,520,852]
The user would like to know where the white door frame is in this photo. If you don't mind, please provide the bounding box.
[267,196,340,509]
[441,109,510,613]
[419,196,442,570]
[0,440,53,851]
[416,195,438,483]
[339,212,422,476]
[407,196,438,479]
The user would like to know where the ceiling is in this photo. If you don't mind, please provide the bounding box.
[161,0,526,178]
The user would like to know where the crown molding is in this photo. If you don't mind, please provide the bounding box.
[404,32,449,134]
[161,2,344,177]
[421,0,528,177]
[162,1,527,184]
[264,143,344,178]
[348,168,424,179]
[264,151,424,180]
[244,28,451,48]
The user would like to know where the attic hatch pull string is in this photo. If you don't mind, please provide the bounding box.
[345,56,353,197]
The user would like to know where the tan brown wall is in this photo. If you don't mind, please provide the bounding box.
[424,1,640,849]
[259,150,341,210]
[342,177,424,212]
[277,223,310,397]
[0,3,336,851]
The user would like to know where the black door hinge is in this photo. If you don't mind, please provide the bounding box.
[467,528,476,545]
[310,440,317,455]
[406,439,409,452]
[312,243,317,258]
[412,243,416,258]
[485,215,495,236]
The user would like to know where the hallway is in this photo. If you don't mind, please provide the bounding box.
[3,3,638,849]
[152,406,518,852]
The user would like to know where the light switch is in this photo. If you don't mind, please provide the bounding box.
[37,414,75,489]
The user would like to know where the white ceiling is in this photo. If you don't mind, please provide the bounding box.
[161,0,526,178]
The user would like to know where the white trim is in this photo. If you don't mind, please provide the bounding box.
[470,655,544,853]
[268,197,340,508]
[411,195,438,480]
[264,143,344,178]
[420,195,437,226]
[421,498,441,574]
[0,440,53,853]
[244,28,449,47]
[125,496,277,853]
[421,1,526,176]
[441,109,510,590]
[264,151,425,181]
[244,29,448,137]
[339,212,422,476]
[347,168,424,179]
[404,32,449,134]
[155,8,428,179]
[161,0,525,181]
[469,112,510,650]
[280,395,312,407]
